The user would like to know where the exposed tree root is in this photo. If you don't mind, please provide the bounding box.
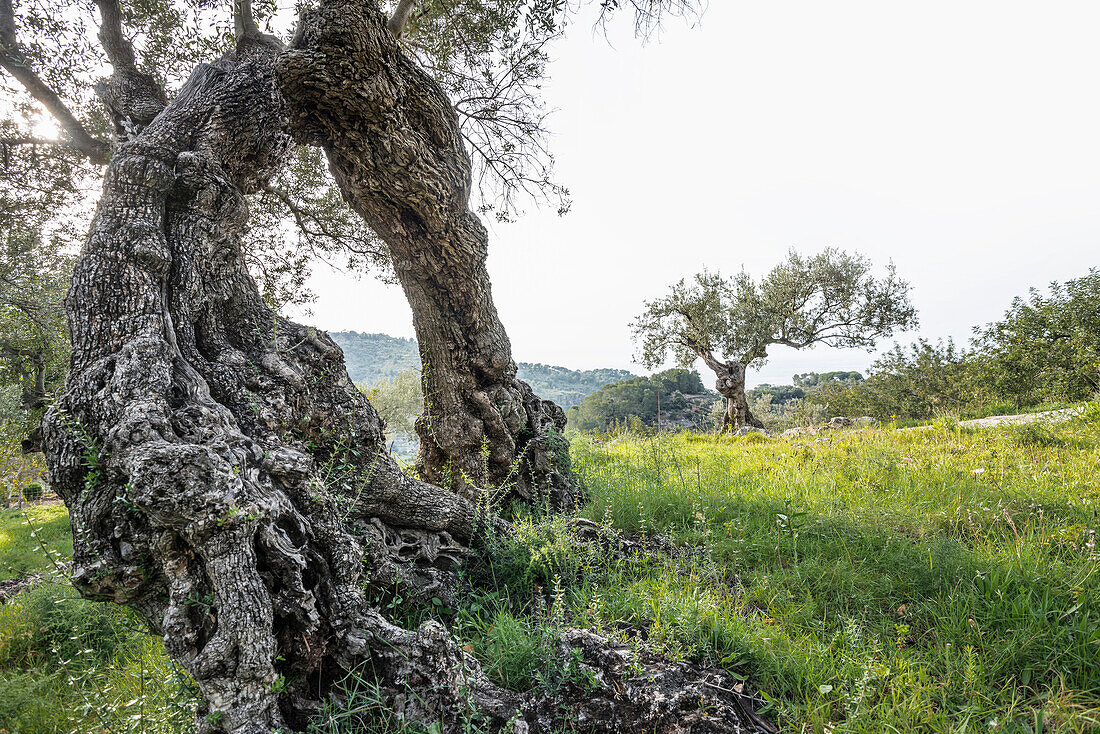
[40,10,777,734]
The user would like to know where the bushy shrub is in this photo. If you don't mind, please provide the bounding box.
[20,482,43,502]
[0,584,144,668]
[567,369,715,432]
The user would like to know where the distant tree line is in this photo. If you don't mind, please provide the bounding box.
[331,331,421,384]
[331,332,635,409]
[740,372,861,429]
[565,369,714,432]
[516,363,637,408]
[753,270,1100,426]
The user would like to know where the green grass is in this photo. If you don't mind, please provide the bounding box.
[563,401,1100,732]
[0,502,72,581]
[0,504,197,733]
[3,406,1099,733]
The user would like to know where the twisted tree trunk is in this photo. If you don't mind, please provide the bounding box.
[699,355,764,433]
[43,32,511,734]
[278,0,577,511]
[41,6,774,733]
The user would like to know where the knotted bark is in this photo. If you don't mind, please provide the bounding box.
[42,32,510,733]
[699,355,764,433]
[277,0,577,510]
[41,9,774,734]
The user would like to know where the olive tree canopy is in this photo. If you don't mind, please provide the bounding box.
[633,249,918,431]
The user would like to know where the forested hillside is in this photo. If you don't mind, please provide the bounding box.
[517,363,636,408]
[330,331,634,408]
[567,368,719,431]
[330,332,420,383]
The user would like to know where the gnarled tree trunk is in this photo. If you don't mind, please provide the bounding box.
[41,6,775,733]
[277,0,577,511]
[700,356,764,433]
[42,31,513,734]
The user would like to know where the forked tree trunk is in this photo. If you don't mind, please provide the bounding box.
[277,0,577,511]
[42,33,514,734]
[41,6,775,733]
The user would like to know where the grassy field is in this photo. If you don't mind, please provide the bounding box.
[564,405,1100,732]
[0,502,72,581]
[0,504,197,733]
[1,405,1098,732]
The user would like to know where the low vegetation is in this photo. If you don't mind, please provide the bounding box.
[3,404,1099,732]
[567,405,1100,731]
[812,270,1100,425]
[0,505,199,733]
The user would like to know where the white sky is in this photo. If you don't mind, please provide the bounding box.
[290,0,1100,388]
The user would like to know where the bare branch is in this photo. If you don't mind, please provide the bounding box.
[93,0,136,70]
[692,345,728,375]
[266,184,344,242]
[234,0,259,38]
[88,0,167,137]
[0,134,57,147]
[389,0,420,37]
[0,0,110,164]
[597,0,705,40]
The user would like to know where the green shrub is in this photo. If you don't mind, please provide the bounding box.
[0,583,198,733]
[20,482,43,502]
[0,583,143,669]
[0,670,69,733]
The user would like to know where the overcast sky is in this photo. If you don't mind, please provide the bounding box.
[290,0,1100,387]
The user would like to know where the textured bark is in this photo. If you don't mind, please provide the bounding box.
[277,0,578,510]
[41,10,773,734]
[42,32,509,734]
[699,355,763,433]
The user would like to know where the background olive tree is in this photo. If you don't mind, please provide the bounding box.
[633,248,918,432]
[0,0,782,731]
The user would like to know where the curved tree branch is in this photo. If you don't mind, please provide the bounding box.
[0,0,110,164]
[91,0,167,136]
[93,0,137,69]
[388,0,420,37]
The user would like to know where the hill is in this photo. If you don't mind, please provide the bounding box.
[515,363,636,408]
[566,368,719,432]
[330,331,420,384]
[329,331,633,408]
